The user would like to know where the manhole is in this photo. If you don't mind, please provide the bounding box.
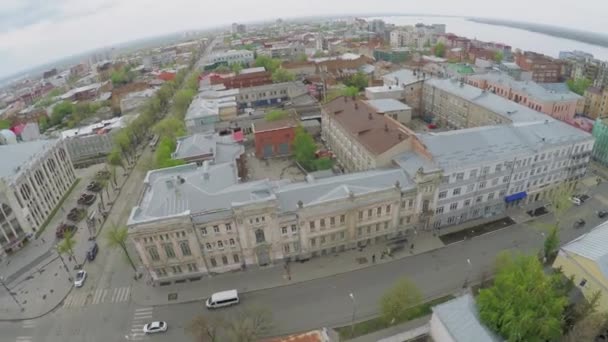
[168,293,178,301]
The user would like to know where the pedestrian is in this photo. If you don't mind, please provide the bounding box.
[372,254,376,263]
[41,237,45,243]
[410,243,414,250]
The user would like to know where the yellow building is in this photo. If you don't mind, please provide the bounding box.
[553,222,608,311]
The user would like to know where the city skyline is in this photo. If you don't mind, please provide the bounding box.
[1,0,608,79]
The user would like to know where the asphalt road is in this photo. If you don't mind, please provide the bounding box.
[3,180,606,342]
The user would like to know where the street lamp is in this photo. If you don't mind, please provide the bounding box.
[349,292,357,337]
[0,276,24,312]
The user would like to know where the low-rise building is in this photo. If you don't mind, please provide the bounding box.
[143,51,177,69]
[322,96,412,172]
[209,68,272,89]
[497,62,532,81]
[172,132,246,178]
[185,93,238,134]
[373,48,411,64]
[281,61,317,78]
[382,69,427,116]
[515,51,564,83]
[467,72,581,121]
[120,88,158,115]
[583,86,608,119]
[0,140,76,257]
[365,85,405,101]
[258,43,305,60]
[208,50,255,66]
[553,221,608,312]
[365,99,412,125]
[253,117,298,159]
[237,82,307,109]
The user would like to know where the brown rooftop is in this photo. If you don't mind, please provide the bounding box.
[253,117,298,133]
[323,96,409,156]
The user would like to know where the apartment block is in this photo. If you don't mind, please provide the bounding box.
[514,51,563,83]
[583,87,608,119]
[208,50,255,66]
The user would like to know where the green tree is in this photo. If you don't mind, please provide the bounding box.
[154,137,185,168]
[433,42,446,57]
[172,88,196,118]
[543,226,560,261]
[567,78,592,95]
[314,157,333,171]
[342,86,359,97]
[343,72,368,91]
[292,127,317,171]
[0,119,10,129]
[536,184,573,261]
[477,253,568,342]
[107,147,124,172]
[231,62,244,75]
[380,277,422,324]
[264,110,288,121]
[50,101,75,126]
[494,51,504,63]
[153,117,186,141]
[105,226,137,273]
[38,116,49,132]
[57,231,79,265]
[254,55,281,73]
[313,50,327,58]
[271,68,296,83]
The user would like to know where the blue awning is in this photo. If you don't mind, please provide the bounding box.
[505,191,527,203]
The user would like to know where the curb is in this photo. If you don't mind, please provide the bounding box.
[0,284,74,322]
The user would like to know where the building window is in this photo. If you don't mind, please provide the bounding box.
[320,218,326,228]
[225,223,232,231]
[320,236,326,244]
[479,181,486,189]
[469,169,477,178]
[284,244,290,253]
[217,240,224,249]
[171,265,182,274]
[377,207,382,215]
[309,221,315,231]
[179,241,192,256]
[358,211,363,220]
[495,164,502,173]
[438,191,447,199]
[450,203,458,210]
[330,217,335,226]
[467,184,475,192]
[222,256,228,265]
[163,243,176,259]
[464,199,471,207]
[433,220,441,229]
[200,227,207,235]
[310,238,316,246]
[147,246,160,261]
[213,225,220,233]
[408,199,414,208]
[503,176,510,183]
[187,263,198,272]
[384,222,389,229]
[422,200,429,212]
[456,172,464,181]
[453,188,461,196]
[210,258,217,267]
[435,206,444,214]
[368,209,373,217]
[255,229,265,243]
[481,166,490,175]
[281,226,288,234]
[206,243,212,250]
[447,216,456,224]
[476,196,483,203]
[340,215,346,224]
[233,254,240,263]
[488,192,495,200]
[291,224,297,232]
[386,205,391,213]
[155,268,167,277]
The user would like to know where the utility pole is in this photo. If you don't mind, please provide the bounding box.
[0,276,23,312]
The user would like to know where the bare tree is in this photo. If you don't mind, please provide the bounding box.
[562,312,608,342]
[186,314,223,342]
[226,307,273,342]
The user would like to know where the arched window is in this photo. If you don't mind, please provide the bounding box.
[255,229,265,244]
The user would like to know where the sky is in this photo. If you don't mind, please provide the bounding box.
[0,0,605,79]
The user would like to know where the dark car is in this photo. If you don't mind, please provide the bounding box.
[87,241,98,261]
[599,211,608,218]
[574,219,586,228]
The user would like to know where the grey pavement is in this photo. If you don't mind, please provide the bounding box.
[349,315,430,342]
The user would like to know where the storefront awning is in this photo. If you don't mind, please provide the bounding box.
[505,191,527,203]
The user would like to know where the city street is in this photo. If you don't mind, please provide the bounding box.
[2,178,607,341]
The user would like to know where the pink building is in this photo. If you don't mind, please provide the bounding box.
[467,72,582,122]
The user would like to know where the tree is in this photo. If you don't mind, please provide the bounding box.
[264,110,288,121]
[543,226,560,261]
[563,312,608,342]
[292,127,317,171]
[155,137,185,168]
[153,117,186,142]
[186,314,224,342]
[0,119,10,129]
[493,51,504,63]
[433,42,446,58]
[254,55,281,73]
[226,307,273,342]
[231,62,244,75]
[172,88,196,118]
[50,101,75,126]
[57,231,79,265]
[107,148,124,173]
[566,78,592,95]
[271,68,295,83]
[105,226,137,273]
[342,86,359,97]
[380,277,422,324]
[343,72,368,91]
[314,157,333,171]
[313,50,327,58]
[477,253,568,341]
[38,116,49,132]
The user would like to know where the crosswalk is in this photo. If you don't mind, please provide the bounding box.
[63,286,131,308]
[16,320,36,342]
[129,307,154,341]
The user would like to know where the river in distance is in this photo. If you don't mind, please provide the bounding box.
[369,16,608,61]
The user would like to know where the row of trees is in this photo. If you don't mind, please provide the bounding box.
[186,307,273,342]
[41,100,109,131]
[110,65,137,87]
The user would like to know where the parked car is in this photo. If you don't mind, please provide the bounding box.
[143,321,168,334]
[574,219,586,228]
[569,197,582,206]
[598,210,608,218]
[74,270,87,287]
[86,241,98,261]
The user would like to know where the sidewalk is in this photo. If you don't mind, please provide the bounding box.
[348,315,431,342]
[131,232,444,306]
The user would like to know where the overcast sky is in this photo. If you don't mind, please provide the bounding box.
[0,0,605,78]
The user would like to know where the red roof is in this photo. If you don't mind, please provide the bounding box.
[158,72,175,81]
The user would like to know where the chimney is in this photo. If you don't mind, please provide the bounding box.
[368,113,373,120]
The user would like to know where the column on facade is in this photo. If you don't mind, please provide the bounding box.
[0,204,12,243]
[26,174,51,218]
[51,148,71,193]
[14,183,41,228]
[41,160,62,205]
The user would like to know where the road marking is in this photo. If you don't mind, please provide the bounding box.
[134,307,153,313]
[21,320,36,328]
[115,286,131,302]
[92,289,106,304]
[16,337,32,342]
[111,288,119,302]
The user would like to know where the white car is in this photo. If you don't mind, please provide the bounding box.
[74,270,87,288]
[143,321,168,334]
[570,197,582,206]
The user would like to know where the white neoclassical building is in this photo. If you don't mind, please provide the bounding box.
[0,140,77,256]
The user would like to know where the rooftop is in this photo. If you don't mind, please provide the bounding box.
[172,132,244,164]
[185,96,237,121]
[383,69,427,86]
[365,85,404,93]
[365,99,411,113]
[417,120,592,170]
[432,293,502,342]
[468,73,581,102]
[561,220,608,278]
[60,115,134,139]
[240,67,266,74]
[253,117,298,133]
[0,140,58,181]
[425,78,550,123]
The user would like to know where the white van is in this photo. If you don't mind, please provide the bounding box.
[206,289,239,309]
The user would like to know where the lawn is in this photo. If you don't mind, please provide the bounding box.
[336,294,455,340]
[35,178,81,238]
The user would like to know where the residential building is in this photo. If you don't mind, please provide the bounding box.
[365,85,406,101]
[390,24,444,50]
[592,117,608,166]
[365,99,412,125]
[595,61,608,89]
[59,82,109,102]
[498,62,532,81]
[281,61,317,78]
[184,96,237,133]
[236,82,307,109]
[258,43,305,60]
[253,117,298,158]
[583,86,608,119]
[231,23,246,34]
[467,72,581,121]
[61,115,136,168]
[0,140,77,257]
[383,69,428,116]
[430,293,502,342]
[209,68,272,89]
[208,50,255,66]
[559,50,594,61]
[373,48,411,64]
[514,51,564,83]
[423,78,549,129]
[172,132,245,176]
[470,39,512,61]
[367,19,386,34]
[553,221,608,311]
[142,51,177,69]
[120,88,158,115]
[321,96,412,172]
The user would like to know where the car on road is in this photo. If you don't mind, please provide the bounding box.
[569,197,582,206]
[143,321,168,334]
[598,210,608,218]
[74,270,87,287]
[86,241,98,261]
[206,289,239,309]
[574,219,586,228]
